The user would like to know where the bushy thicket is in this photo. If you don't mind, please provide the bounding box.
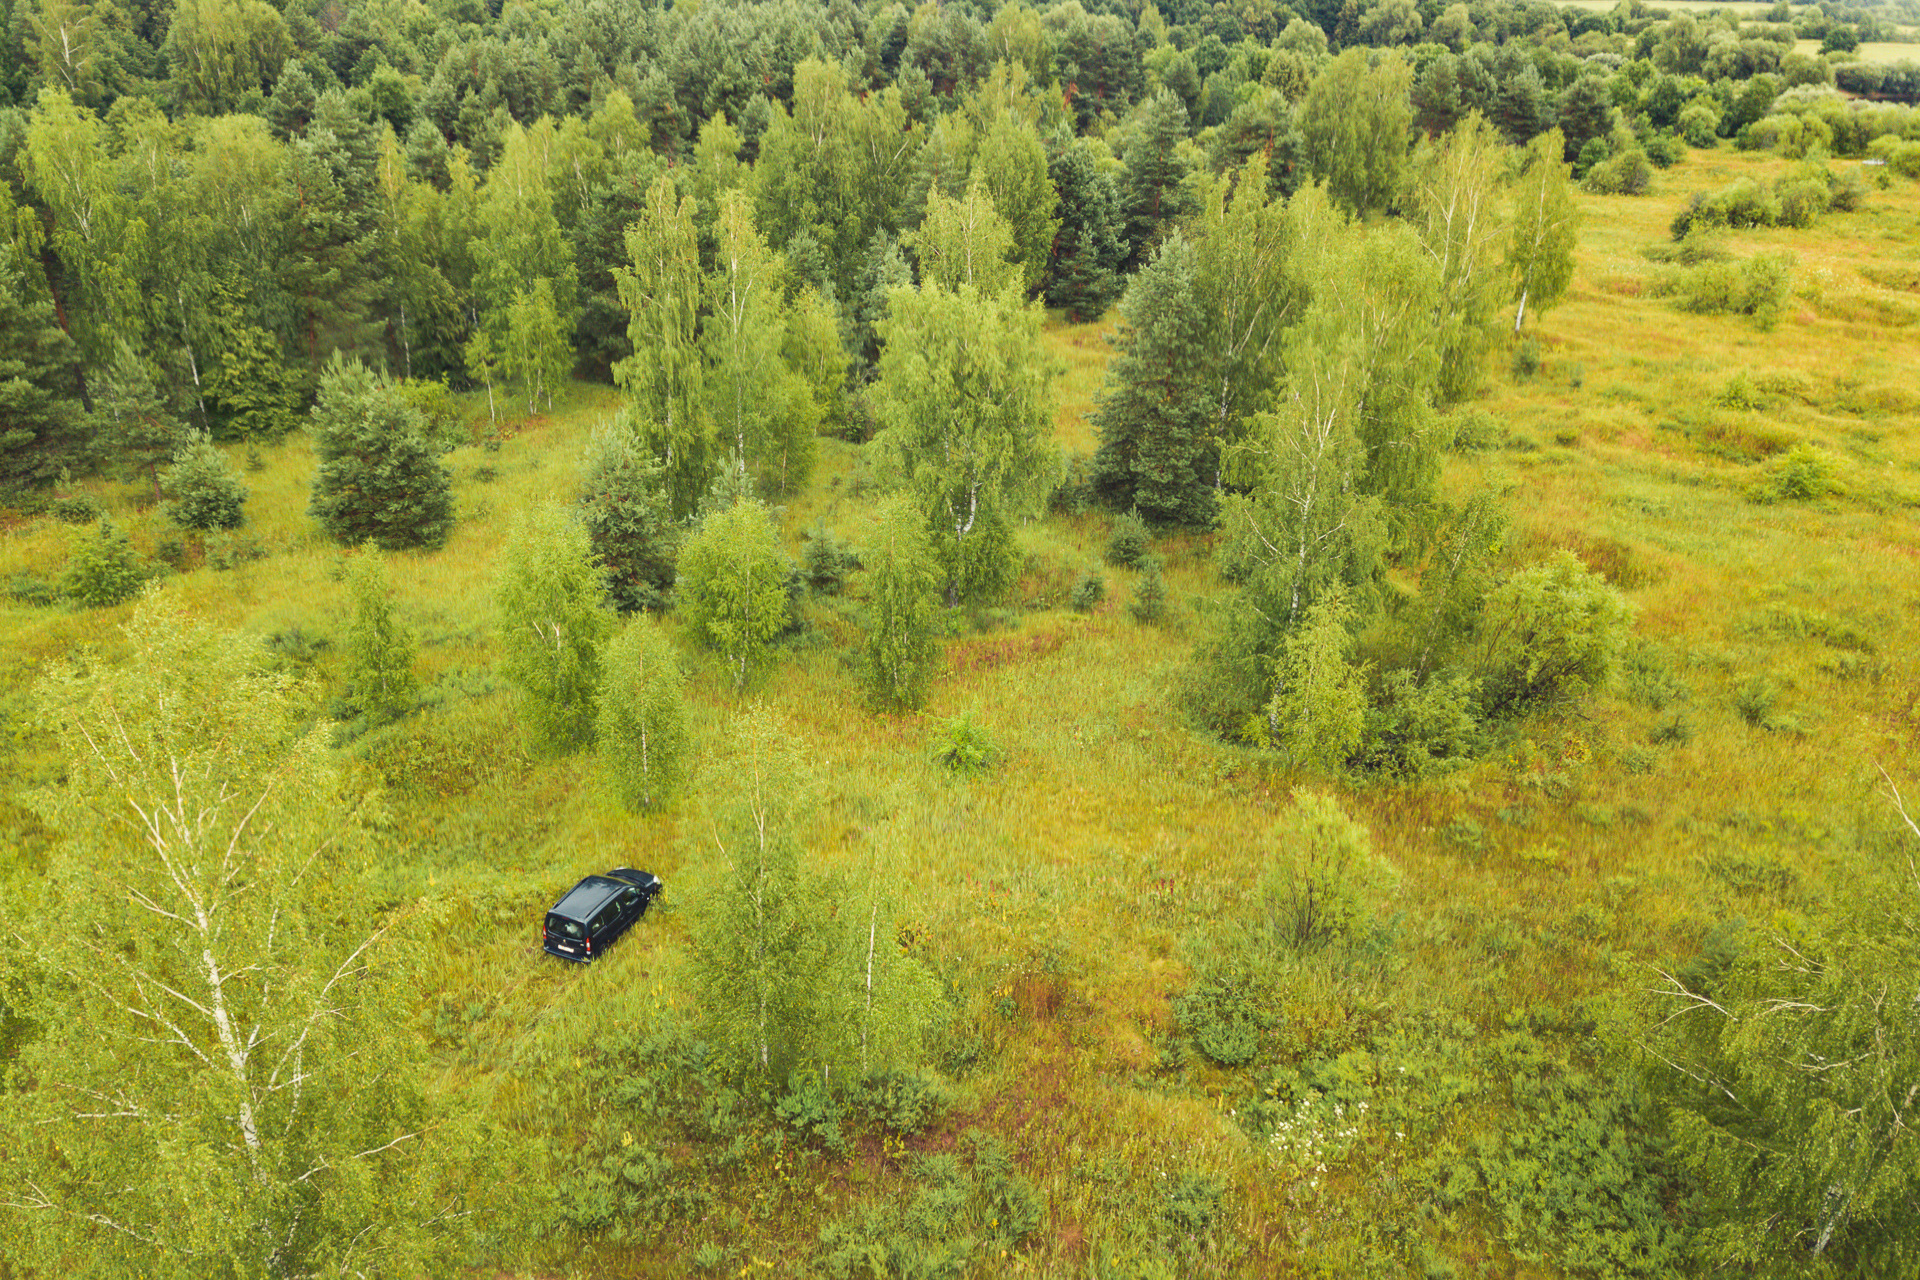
[1670,165,1862,237]
[1648,250,1796,328]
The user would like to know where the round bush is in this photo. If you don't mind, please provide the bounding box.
[161,433,248,531]
[59,520,148,607]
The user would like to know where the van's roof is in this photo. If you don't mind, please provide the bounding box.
[548,876,623,922]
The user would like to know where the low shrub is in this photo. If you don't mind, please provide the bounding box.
[160,433,248,531]
[1474,551,1635,716]
[930,712,1002,775]
[1748,444,1843,502]
[1069,565,1105,612]
[1651,252,1795,328]
[1584,146,1652,195]
[57,520,148,606]
[1129,554,1168,623]
[50,493,104,525]
[1106,506,1150,567]
[1352,671,1481,779]
[1257,791,1402,952]
[1175,978,1266,1067]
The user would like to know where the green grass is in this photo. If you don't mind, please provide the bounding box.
[5,153,1920,1275]
[1794,38,1920,61]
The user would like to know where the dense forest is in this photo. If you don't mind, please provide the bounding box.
[3,0,1920,1274]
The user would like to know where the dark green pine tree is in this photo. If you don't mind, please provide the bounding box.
[282,97,383,367]
[1555,73,1616,164]
[0,259,89,495]
[1089,233,1217,528]
[308,356,454,551]
[1044,136,1127,323]
[575,421,680,613]
[90,340,185,500]
[1118,90,1195,271]
[202,290,303,444]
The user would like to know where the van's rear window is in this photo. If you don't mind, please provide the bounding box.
[549,916,585,939]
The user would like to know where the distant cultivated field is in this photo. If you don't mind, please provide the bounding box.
[1795,38,1920,61]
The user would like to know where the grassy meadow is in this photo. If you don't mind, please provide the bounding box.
[5,146,1919,1275]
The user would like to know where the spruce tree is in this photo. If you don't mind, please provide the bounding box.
[308,356,454,552]
[1089,233,1217,527]
[92,340,185,500]
[575,420,680,613]
[1044,136,1127,322]
[0,257,88,495]
[1118,90,1196,269]
[58,519,148,607]
[160,432,249,531]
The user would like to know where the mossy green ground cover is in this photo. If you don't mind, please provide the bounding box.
[4,149,1917,1275]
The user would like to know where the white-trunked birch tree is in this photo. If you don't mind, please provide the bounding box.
[1,599,480,1278]
[689,708,942,1082]
[869,280,1055,608]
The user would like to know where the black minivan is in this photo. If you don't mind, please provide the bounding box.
[542,868,664,962]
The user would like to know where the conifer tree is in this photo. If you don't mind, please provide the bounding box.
[1118,89,1196,268]
[596,616,691,813]
[575,419,679,613]
[1643,781,1920,1275]
[0,257,87,495]
[308,356,453,551]
[159,431,248,531]
[1089,233,1216,527]
[1044,136,1128,321]
[92,339,184,500]
[57,519,148,607]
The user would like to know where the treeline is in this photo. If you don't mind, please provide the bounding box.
[3,0,1917,499]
